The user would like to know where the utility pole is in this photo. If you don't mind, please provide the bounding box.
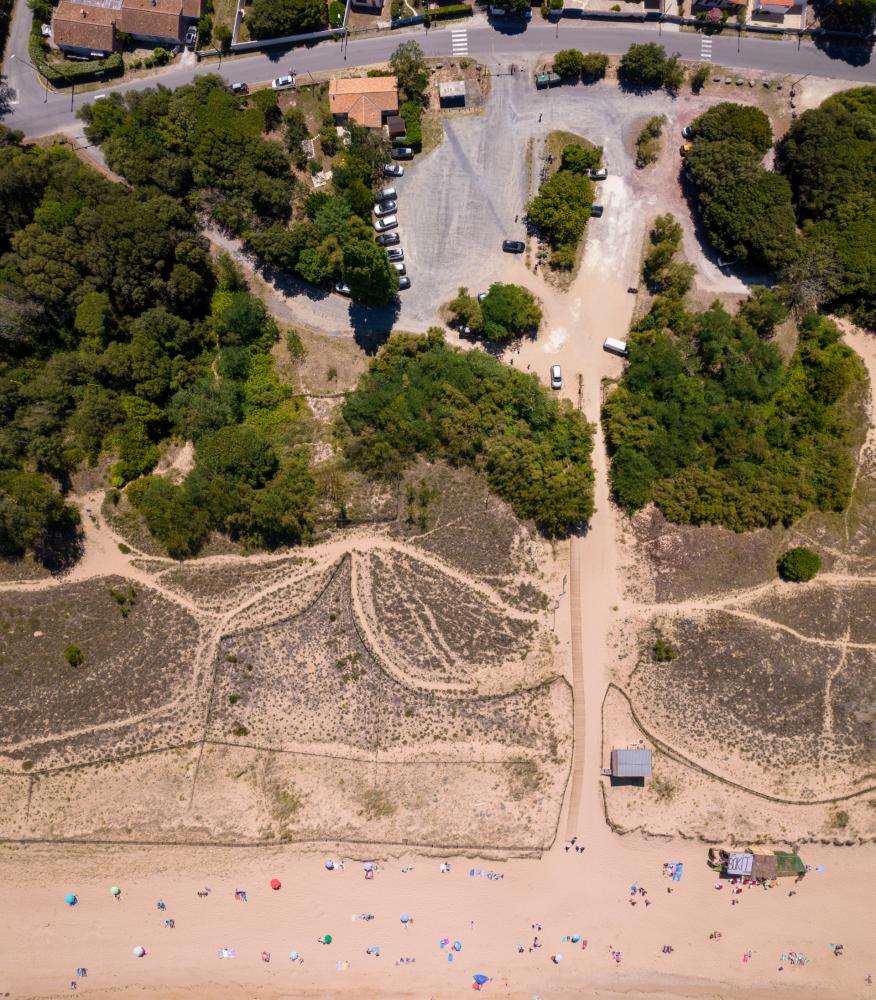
[12,52,48,103]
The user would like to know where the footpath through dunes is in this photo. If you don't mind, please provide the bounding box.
[598,323,876,842]
[0,473,574,852]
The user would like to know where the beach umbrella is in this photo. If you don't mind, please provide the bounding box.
[65,894,78,906]
[324,934,332,944]
[553,953,563,964]
[270,879,281,890]
[453,940,462,952]
[324,860,334,870]
[111,886,121,897]
[132,946,145,958]
[571,934,580,943]
[289,951,299,961]
[400,913,410,924]
[473,974,489,986]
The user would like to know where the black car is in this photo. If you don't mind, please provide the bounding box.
[398,276,411,290]
[590,205,604,218]
[230,82,249,95]
[502,240,525,254]
[391,147,414,160]
[375,232,400,247]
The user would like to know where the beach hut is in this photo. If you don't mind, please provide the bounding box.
[608,748,652,780]
[709,848,804,879]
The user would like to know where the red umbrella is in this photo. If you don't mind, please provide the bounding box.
[270,879,281,891]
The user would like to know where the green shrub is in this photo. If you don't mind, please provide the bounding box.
[635,114,665,167]
[653,637,676,661]
[424,3,473,19]
[65,644,84,668]
[399,100,423,151]
[618,42,683,93]
[777,547,821,582]
[553,48,584,78]
[528,169,594,248]
[580,52,609,81]
[152,47,172,66]
[691,65,709,92]
[329,0,345,25]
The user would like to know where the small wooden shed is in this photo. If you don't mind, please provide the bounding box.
[609,748,653,779]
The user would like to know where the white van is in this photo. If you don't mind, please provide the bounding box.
[603,337,629,357]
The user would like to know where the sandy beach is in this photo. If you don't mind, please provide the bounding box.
[3,832,874,999]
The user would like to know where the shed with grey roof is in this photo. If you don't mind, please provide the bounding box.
[610,748,653,778]
[438,80,466,107]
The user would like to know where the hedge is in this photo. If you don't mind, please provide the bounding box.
[1,0,13,60]
[399,99,422,150]
[29,33,123,85]
[424,4,473,21]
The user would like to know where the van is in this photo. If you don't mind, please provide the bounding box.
[603,337,629,357]
[379,186,397,202]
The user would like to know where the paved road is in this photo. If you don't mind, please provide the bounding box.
[2,12,874,137]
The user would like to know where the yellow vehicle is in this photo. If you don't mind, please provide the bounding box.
[680,143,694,156]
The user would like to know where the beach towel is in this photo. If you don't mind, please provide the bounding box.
[672,864,683,882]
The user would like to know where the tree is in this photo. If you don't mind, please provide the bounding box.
[528,170,594,248]
[560,144,602,174]
[777,546,821,582]
[251,88,282,131]
[196,424,278,487]
[580,52,609,81]
[691,65,709,93]
[447,287,482,332]
[389,40,429,100]
[690,102,773,156]
[0,470,80,559]
[738,286,788,337]
[553,48,585,79]
[284,108,309,150]
[480,284,542,341]
[248,0,327,39]
[341,238,399,305]
[618,43,683,92]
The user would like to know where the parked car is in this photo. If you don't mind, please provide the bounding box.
[334,282,352,297]
[384,163,404,177]
[378,186,397,202]
[392,262,406,275]
[375,232,400,247]
[374,215,398,232]
[477,291,488,303]
[185,25,197,49]
[40,22,51,36]
[681,125,693,139]
[590,205,604,218]
[229,82,249,95]
[588,167,608,180]
[398,276,411,290]
[603,337,629,357]
[373,200,397,216]
[550,364,562,390]
[502,240,525,253]
[391,147,414,160]
[680,143,693,157]
[386,248,404,262]
[271,75,295,90]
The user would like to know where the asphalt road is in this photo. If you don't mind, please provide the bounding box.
[2,12,875,137]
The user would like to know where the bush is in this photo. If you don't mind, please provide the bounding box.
[691,102,772,155]
[214,22,232,51]
[777,546,821,582]
[691,65,709,92]
[399,100,423,151]
[64,644,84,668]
[329,0,345,24]
[29,33,123,85]
[561,143,602,173]
[553,48,585,79]
[480,283,542,340]
[528,169,594,248]
[580,52,609,80]
[423,2,472,18]
[653,637,676,661]
[635,114,665,167]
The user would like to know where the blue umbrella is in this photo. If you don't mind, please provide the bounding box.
[289,951,299,961]
[453,940,462,952]
[65,894,78,906]
[400,913,410,923]
[473,974,489,985]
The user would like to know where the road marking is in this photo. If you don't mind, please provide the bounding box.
[451,28,468,55]
[700,37,713,60]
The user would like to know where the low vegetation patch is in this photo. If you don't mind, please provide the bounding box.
[635,115,666,168]
[342,329,595,535]
[641,215,694,295]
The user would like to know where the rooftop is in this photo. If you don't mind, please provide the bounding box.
[329,76,398,129]
[438,80,466,99]
[119,0,184,39]
[53,2,118,51]
[610,748,653,778]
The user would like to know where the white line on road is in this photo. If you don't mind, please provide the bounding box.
[451,28,468,54]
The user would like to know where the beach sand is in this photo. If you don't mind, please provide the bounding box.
[3,833,874,999]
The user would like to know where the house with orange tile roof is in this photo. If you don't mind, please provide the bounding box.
[752,0,799,14]
[53,1,120,55]
[328,76,399,131]
[52,0,202,54]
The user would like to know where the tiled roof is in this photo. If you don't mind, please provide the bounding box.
[180,0,202,16]
[53,2,118,51]
[329,76,398,128]
[119,0,183,40]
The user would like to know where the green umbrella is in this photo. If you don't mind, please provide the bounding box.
[111,886,121,897]
[324,934,332,944]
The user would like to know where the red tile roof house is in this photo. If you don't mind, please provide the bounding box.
[752,0,798,13]
[328,76,399,130]
[53,0,202,55]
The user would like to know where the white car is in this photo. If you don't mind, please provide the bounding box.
[384,163,404,177]
[392,262,406,276]
[374,215,398,232]
[334,282,352,297]
[373,200,397,217]
[550,364,562,390]
[271,75,295,90]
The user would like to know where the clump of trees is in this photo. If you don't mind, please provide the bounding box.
[602,293,864,530]
[778,87,876,328]
[0,134,316,563]
[684,103,797,271]
[552,49,609,82]
[527,145,595,269]
[635,114,666,168]
[342,329,595,535]
[447,284,542,341]
[618,43,684,93]
[641,215,694,295]
[777,546,821,582]
[247,0,328,39]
